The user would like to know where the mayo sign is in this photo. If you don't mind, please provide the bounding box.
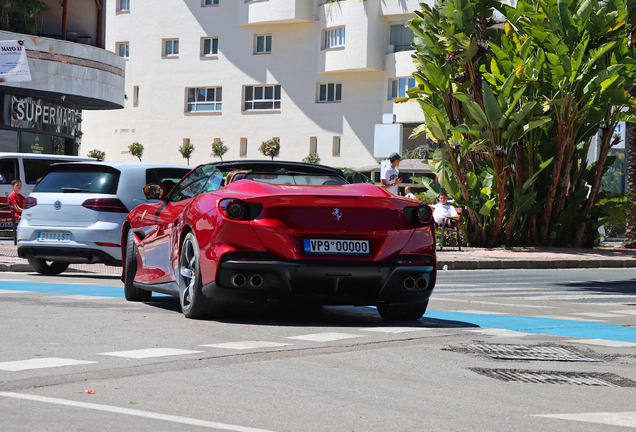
[11,96,78,137]
[0,40,31,82]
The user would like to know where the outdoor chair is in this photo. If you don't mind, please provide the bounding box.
[0,202,18,245]
[435,206,463,251]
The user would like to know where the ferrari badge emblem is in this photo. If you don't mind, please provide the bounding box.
[332,208,342,221]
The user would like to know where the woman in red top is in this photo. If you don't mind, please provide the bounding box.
[7,179,25,217]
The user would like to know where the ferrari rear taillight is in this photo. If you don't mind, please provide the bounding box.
[82,198,129,213]
[219,199,249,220]
[416,205,432,224]
[24,197,37,209]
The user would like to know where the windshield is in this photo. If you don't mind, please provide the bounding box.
[168,164,223,201]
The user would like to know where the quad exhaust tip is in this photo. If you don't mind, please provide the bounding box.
[231,274,246,287]
[416,277,428,290]
[250,274,263,287]
[404,277,416,290]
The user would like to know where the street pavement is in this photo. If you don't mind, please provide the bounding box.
[0,269,635,431]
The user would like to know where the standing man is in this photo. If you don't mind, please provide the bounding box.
[404,186,416,199]
[381,152,402,196]
[7,179,25,218]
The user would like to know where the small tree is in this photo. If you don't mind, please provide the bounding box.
[259,138,280,160]
[179,141,195,165]
[87,149,105,160]
[129,142,144,162]
[211,140,228,161]
[302,153,321,164]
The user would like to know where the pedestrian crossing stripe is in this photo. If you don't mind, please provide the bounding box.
[200,341,291,350]
[535,412,636,428]
[287,332,365,342]
[564,339,636,347]
[359,327,431,334]
[98,348,203,359]
[0,358,96,371]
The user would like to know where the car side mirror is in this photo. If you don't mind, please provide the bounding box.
[143,183,166,200]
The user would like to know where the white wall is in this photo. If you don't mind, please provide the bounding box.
[81,0,427,167]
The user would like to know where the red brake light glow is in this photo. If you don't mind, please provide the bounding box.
[82,198,129,213]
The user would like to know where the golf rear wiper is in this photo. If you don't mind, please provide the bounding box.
[61,187,89,193]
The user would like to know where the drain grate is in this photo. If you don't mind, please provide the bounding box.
[462,343,602,362]
[472,369,636,387]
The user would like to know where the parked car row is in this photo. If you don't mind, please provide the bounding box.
[11,156,437,321]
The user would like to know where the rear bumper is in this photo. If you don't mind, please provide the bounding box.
[18,246,122,266]
[201,253,436,306]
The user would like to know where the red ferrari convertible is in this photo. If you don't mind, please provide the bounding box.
[121,161,437,320]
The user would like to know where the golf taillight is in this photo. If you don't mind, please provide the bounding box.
[24,197,37,209]
[82,198,129,213]
[219,199,247,220]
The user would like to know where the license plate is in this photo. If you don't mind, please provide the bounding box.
[37,232,71,243]
[303,239,369,255]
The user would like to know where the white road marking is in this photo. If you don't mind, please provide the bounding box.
[435,282,535,287]
[609,310,636,316]
[464,328,531,338]
[98,348,203,359]
[448,310,506,315]
[359,327,432,334]
[516,294,636,300]
[287,332,366,342]
[535,412,636,428]
[564,339,636,348]
[570,312,627,318]
[0,358,96,372]
[432,297,554,308]
[200,341,291,350]
[436,287,555,292]
[0,392,278,432]
[0,290,29,294]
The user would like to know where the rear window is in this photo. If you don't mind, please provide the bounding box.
[146,168,191,194]
[34,165,120,194]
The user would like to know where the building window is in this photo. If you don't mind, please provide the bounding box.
[164,39,179,56]
[318,83,341,103]
[240,138,248,156]
[332,136,341,156]
[390,24,414,52]
[310,137,318,155]
[323,27,345,49]
[133,86,139,107]
[117,42,129,58]
[203,0,219,6]
[389,77,416,99]
[118,0,130,11]
[255,35,272,54]
[202,37,218,56]
[244,85,281,111]
[186,87,222,112]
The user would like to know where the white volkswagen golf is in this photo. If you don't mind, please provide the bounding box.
[17,161,191,274]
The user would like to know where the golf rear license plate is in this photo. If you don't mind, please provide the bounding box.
[303,239,369,255]
[37,232,71,243]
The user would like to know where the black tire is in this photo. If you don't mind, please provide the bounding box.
[28,258,69,275]
[123,230,151,302]
[179,232,222,319]
[377,300,428,321]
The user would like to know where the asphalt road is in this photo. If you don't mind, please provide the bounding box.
[0,269,635,432]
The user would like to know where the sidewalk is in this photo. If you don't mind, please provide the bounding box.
[1,239,635,273]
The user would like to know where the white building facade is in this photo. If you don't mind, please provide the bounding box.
[82,0,431,167]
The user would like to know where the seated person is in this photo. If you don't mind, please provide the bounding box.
[7,179,25,218]
[432,191,459,227]
[225,169,248,185]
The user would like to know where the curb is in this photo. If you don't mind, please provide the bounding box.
[437,259,636,270]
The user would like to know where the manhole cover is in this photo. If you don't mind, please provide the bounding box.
[462,343,601,362]
[472,369,636,387]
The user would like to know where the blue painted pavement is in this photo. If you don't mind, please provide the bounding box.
[2,283,635,343]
